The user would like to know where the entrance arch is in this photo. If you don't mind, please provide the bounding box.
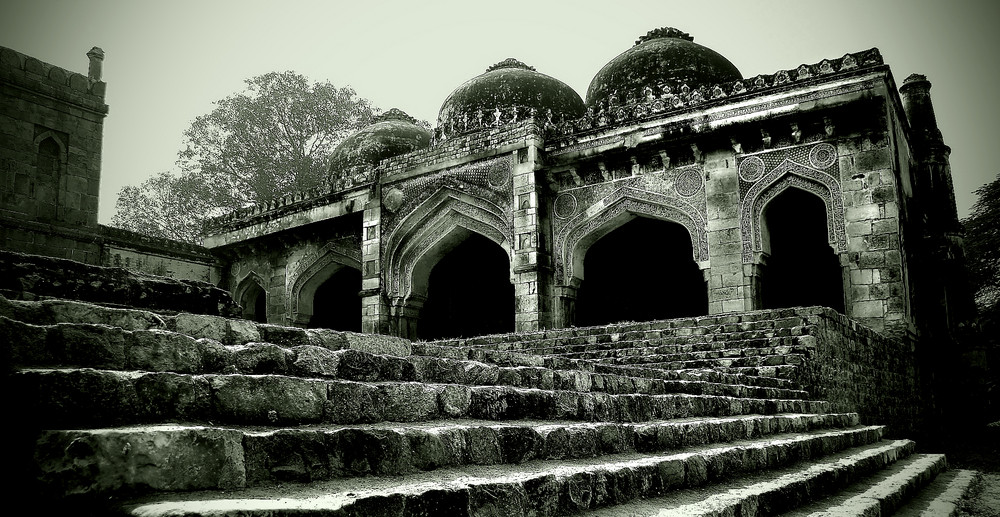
[308,267,362,331]
[759,187,845,312]
[289,248,362,329]
[418,231,514,339]
[234,273,267,323]
[575,216,708,326]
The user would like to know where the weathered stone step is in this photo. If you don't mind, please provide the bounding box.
[593,363,801,390]
[114,426,890,516]
[615,352,809,370]
[14,368,830,428]
[426,307,828,351]
[3,319,810,401]
[577,439,919,516]
[892,468,979,516]
[779,453,948,516]
[473,327,815,356]
[418,342,805,392]
[561,342,813,366]
[33,413,862,498]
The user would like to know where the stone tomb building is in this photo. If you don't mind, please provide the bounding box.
[205,28,968,343]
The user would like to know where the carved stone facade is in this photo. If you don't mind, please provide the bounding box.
[202,30,971,345]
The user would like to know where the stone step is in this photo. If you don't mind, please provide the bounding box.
[565,344,812,367]
[3,318,810,401]
[592,363,801,390]
[892,468,979,516]
[32,413,862,498]
[426,307,828,351]
[780,453,948,516]
[472,327,815,356]
[577,439,920,516]
[111,426,892,516]
[614,352,809,370]
[418,342,805,391]
[14,368,830,428]
[550,336,813,361]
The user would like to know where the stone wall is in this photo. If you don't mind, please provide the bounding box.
[100,225,218,283]
[789,307,921,437]
[0,46,107,235]
[0,249,238,316]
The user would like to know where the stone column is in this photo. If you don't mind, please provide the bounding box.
[360,196,391,334]
[510,140,551,331]
[704,148,749,313]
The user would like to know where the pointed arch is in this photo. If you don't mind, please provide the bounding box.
[554,186,709,286]
[234,271,267,322]
[383,187,512,301]
[741,159,846,262]
[288,244,362,326]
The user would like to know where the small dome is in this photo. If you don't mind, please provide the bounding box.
[586,27,742,108]
[329,108,431,171]
[438,58,585,130]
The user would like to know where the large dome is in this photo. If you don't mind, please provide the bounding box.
[438,58,586,130]
[586,27,742,108]
[329,108,431,171]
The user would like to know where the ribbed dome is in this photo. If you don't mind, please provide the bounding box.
[586,28,742,108]
[438,58,585,130]
[329,108,431,171]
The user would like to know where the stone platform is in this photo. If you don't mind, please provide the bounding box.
[2,259,978,515]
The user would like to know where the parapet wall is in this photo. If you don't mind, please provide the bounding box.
[0,249,238,317]
[788,307,920,437]
[100,225,218,283]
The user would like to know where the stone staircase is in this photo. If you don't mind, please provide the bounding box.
[2,267,980,515]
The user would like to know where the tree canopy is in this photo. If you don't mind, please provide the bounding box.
[112,71,378,243]
[963,173,1000,330]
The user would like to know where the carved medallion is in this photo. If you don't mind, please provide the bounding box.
[674,168,703,197]
[808,143,837,170]
[553,193,578,219]
[383,187,404,212]
[739,156,765,182]
[487,160,510,188]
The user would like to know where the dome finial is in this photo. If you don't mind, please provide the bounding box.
[635,27,694,46]
[486,58,536,73]
[374,108,419,124]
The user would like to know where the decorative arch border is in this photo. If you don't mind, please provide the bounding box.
[288,243,363,325]
[554,186,709,285]
[740,159,846,263]
[383,187,512,300]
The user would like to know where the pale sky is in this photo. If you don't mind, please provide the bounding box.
[3,0,998,223]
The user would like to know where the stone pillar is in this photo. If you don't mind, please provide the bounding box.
[360,197,391,334]
[390,295,423,340]
[704,148,748,313]
[899,73,975,337]
[510,141,551,331]
[86,47,104,81]
[552,282,580,329]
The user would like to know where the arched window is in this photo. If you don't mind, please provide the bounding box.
[34,137,63,221]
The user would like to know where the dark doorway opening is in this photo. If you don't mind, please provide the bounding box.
[576,217,707,326]
[761,187,845,312]
[419,233,514,340]
[240,281,267,323]
[309,267,362,331]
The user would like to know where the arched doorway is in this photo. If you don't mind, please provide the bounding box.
[760,187,845,312]
[308,267,362,331]
[575,217,707,326]
[418,232,514,340]
[235,276,267,323]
